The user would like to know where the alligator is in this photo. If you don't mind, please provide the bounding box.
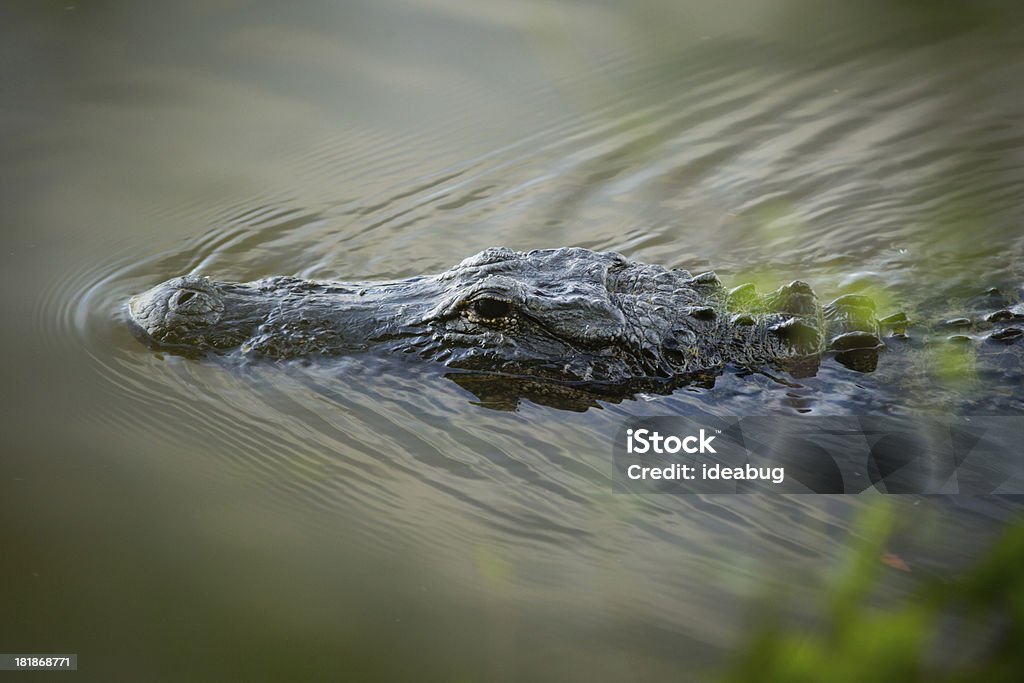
[128,247,1022,407]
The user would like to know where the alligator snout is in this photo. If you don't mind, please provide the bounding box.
[128,275,225,346]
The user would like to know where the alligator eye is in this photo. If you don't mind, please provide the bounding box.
[472,297,512,319]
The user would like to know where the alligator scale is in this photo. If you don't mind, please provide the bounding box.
[129,247,891,386]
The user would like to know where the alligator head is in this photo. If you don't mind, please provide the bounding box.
[129,247,877,392]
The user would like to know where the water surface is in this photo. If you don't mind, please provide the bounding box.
[2,0,1023,680]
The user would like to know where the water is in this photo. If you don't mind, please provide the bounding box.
[2,0,1023,680]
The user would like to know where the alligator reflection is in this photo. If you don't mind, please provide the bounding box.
[445,371,719,412]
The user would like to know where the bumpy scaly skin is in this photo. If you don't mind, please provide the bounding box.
[128,247,884,383]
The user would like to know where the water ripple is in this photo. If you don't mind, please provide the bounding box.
[27,28,1024,634]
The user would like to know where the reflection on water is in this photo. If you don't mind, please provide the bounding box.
[2,0,1023,679]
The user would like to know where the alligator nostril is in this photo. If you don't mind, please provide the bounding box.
[176,291,196,305]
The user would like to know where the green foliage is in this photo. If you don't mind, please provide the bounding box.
[721,502,1024,683]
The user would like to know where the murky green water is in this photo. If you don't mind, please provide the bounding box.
[2,1,1023,680]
